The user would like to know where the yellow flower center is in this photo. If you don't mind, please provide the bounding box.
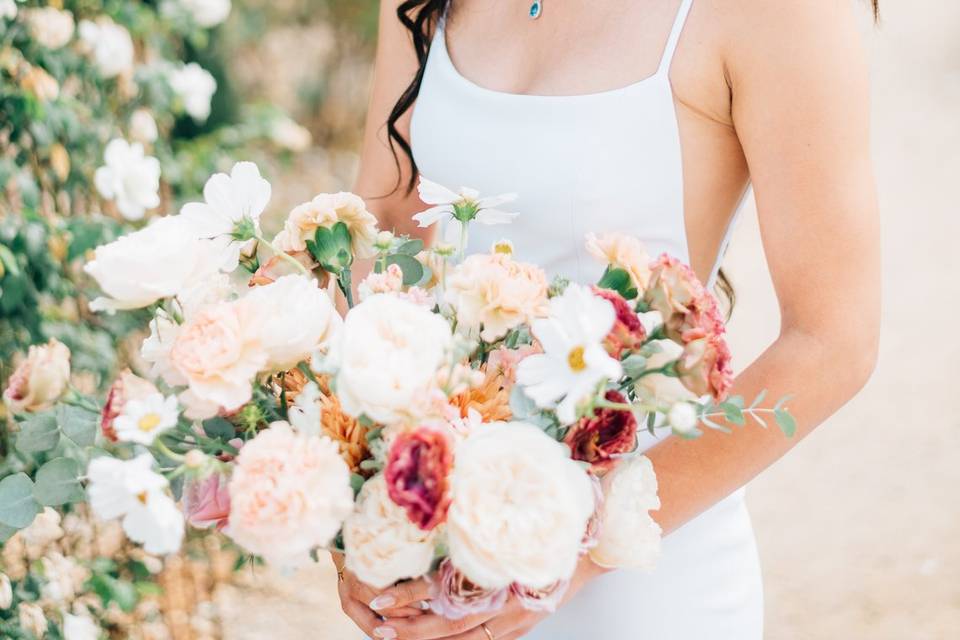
[567,346,587,372]
[136,491,148,505]
[138,413,162,433]
[492,240,514,256]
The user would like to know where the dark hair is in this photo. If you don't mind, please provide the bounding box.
[386,0,880,313]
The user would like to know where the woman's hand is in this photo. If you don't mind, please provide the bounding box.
[367,556,608,640]
[332,555,428,638]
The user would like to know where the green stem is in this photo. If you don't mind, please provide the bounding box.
[339,268,354,308]
[255,232,309,275]
[458,221,469,262]
[154,438,185,463]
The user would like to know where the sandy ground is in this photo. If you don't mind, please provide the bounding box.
[218,3,960,638]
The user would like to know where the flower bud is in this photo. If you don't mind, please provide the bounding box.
[184,449,208,470]
[667,402,699,435]
[374,230,395,250]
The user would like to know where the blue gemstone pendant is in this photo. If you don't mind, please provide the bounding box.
[529,0,543,19]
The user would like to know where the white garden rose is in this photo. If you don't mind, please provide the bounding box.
[78,18,134,78]
[447,422,596,589]
[240,274,341,371]
[24,7,74,49]
[589,455,661,570]
[168,62,217,121]
[633,339,697,406]
[84,215,217,312]
[129,108,159,143]
[94,138,161,220]
[343,474,437,589]
[179,0,231,27]
[333,294,451,424]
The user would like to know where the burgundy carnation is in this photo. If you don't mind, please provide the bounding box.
[677,334,734,402]
[510,580,570,613]
[384,426,454,531]
[429,558,509,620]
[592,286,646,357]
[564,390,638,472]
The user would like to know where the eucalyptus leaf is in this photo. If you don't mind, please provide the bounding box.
[385,253,424,286]
[0,523,17,544]
[775,409,797,437]
[0,473,41,528]
[396,238,424,256]
[720,402,746,426]
[16,413,60,454]
[203,417,236,440]
[509,385,537,420]
[33,457,84,506]
[58,404,98,447]
[622,354,649,379]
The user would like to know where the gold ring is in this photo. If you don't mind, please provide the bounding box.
[480,623,495,640]
[337,568,345,583]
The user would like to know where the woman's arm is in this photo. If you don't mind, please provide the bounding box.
[648,0,880,534]
[353,0,433,241]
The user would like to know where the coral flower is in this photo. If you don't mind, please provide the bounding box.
[592,287,647,357]
[564,390,639,472]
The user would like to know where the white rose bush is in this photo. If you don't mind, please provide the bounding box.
[2,160,797,628]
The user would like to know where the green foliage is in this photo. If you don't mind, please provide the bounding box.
[0,472,41,529]
[32,457,84,506]
[597,266,639,300]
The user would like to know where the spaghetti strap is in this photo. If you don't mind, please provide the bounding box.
[657,0,695,75]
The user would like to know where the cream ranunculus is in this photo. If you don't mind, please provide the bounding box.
[584,232,652,291]
[343,474,437,589]
[589,455,661,570]
[2,338,71,413]
[239,274,341,371]
[333,294,452,424]
[78,18,134,78]
[445,253,549,342]
[164,300,268,418]
[227,422,354,567]
[447,422,596,590]
[94,138,161,220]
[83,215,217,313]
[24,7,74,49]
[273,191,379,259]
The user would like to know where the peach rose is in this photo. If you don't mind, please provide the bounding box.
[166,301,268,418]
[358,263,404,300]
[584,232,652,291]
[677,334,734,402]
[226,422,353,567]
[644,254,724,343]
[3,338,71,413]
[273,192,379,259]
[445,253,549,342]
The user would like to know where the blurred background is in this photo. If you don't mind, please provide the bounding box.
[0,0,956,638]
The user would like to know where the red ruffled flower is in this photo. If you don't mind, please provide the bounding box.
[564,390,638,472]
[592,286,646,357]
[384,426,454,531]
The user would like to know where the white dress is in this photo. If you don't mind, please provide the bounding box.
[409,0,764,637]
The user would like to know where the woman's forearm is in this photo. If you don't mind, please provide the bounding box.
[646,326,877,535]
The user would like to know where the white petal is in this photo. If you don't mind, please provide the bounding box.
[412,206,453,228]
[476,193,517,209]
[584,344,623,381]
[93,167,115,199]
[475,209,519,225]
[417,177,461,205]
[529,318,570,356]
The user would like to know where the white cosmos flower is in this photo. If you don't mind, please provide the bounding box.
[94,138,161,220]
[179,0,232,28]
[168,62,217,121]
[84,215,218,313]
[87,454,184,555]
[516,284,622,424]
[180,161,271,272]
[113,393,179,445]
[78,18,134,78]
[412,177,518,228]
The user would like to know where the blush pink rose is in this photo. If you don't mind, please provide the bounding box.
[677,334,734,402]
[384,426,454,531]
[429,558,509,620]
[183,473,231,530]
[100,369,160,442]
[563,390,638,473]
[511,580,570,613]
[3,338,71,413]
[592,287,646,357]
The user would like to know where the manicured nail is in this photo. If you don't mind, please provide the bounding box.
[373,626,396,639]
[369,594,396,610]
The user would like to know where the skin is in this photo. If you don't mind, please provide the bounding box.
[341,0,881,638]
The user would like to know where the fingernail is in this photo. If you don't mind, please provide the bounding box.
[369,594,397,610]
[373,626,396,639]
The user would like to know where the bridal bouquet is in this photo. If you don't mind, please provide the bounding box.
[1,162,794,620]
